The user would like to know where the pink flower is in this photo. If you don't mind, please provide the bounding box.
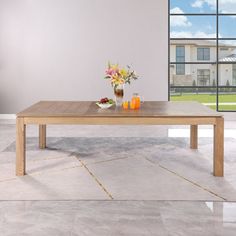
[106,68,114,76]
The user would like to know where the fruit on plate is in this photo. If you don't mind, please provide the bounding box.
[99,97,114,104]
[96,97,114,109]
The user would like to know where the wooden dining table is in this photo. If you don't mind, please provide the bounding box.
[16,101,224,176]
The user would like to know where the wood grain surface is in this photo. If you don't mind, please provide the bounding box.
[17,101,222,118]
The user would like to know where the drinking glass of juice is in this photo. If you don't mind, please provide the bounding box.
[122,101,129,109]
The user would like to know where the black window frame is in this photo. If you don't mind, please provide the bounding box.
[168,0,236,112]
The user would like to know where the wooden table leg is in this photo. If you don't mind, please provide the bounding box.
[190,125,198,149]
[39,125,46,149]
[16,117,26,176]
[214,117,224,177]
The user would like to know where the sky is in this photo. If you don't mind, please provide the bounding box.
[170,0,236,39]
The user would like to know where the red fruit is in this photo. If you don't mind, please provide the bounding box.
[100,97,109,104]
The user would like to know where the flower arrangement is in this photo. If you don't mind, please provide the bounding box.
[104,62,138,89]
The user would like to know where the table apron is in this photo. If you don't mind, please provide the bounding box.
[22,116,218,125]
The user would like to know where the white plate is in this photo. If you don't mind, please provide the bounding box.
[96,102,114,109]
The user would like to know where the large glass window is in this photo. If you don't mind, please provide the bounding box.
[233,65,236,86]
[197,48,210,61]
[176,46,185,75]
[169,0,236,112]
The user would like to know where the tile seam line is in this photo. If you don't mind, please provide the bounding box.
[85,156,129,166]
[23,156,73,163]
[0,155,81,165]
[145,157,227,201]
[0,200,235,202]
[0,165,83,183]
[73,155,113,200]
[79,159,114,200]
[28,164,83,176]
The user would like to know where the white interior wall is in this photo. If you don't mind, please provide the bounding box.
[0,0,168,113]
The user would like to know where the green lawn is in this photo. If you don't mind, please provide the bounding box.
[206,105,236,111]
[171,93,236,110]
[171,93,236,103]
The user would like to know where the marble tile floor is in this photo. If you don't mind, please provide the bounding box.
[0,200,236,236]
[1,122,236,235]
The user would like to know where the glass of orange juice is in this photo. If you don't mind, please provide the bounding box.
[122,101,129,109]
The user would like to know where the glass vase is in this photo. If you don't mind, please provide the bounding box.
[114,84,124,107]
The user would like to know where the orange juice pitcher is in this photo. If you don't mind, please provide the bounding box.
[131,93,141,109]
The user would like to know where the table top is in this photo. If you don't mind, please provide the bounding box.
[17,101,222,118]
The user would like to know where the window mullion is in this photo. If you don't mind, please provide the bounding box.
[216,0,219,111]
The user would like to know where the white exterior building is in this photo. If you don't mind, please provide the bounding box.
[170,40,236,86]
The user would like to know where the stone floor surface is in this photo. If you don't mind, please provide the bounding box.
[0,122,236,235]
